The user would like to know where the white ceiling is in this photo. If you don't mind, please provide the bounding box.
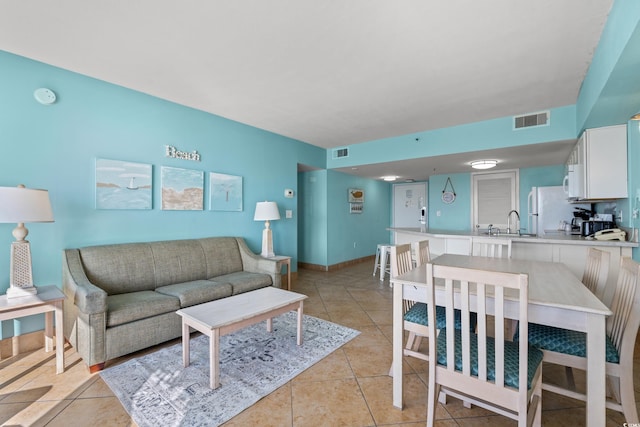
[0,1,614,180]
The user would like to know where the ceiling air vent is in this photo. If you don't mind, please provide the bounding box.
[513,111,549,129]
[332,147,349,159]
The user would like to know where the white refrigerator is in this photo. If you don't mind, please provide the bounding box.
[527,186,590,236]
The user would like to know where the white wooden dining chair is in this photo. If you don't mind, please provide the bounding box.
[470,236,512,258]
[425,263,543,427]
[521,257,640,423]
[388,244,421,370]
[471,236,514,340]
[581,247,611,303]
[412,239,430,267]
[564,247,611,387]
[388,242,440,376]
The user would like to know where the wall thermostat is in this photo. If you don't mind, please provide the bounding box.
[284,189,294,198]
[34,88,57,105]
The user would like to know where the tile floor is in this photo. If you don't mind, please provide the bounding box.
[0,261,638,426]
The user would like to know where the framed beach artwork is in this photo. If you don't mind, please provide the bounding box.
[161,166,204,210]
[210,172,243,211]
[95,158,152,210]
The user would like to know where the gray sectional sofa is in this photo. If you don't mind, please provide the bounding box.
[62,236,280,371]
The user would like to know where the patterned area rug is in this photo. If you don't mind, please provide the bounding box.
[100,312,360,427]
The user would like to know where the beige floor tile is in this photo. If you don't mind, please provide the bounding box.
[327,309,375,328]
[365,309,392,326]
[293,349,354,383]
[291,378,374,426]
[46,396,133,427]
[358,373,443,425]
[0,399,74,427]
[344,344,394,377]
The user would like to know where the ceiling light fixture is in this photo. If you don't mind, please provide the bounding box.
[382,176,397,182]
[470,160,498,170]
[631,113,640,120]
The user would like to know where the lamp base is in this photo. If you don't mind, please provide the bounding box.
[7,240,36,299]
[261,227,275,258]
[6,285,38,298]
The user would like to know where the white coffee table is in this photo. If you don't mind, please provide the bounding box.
[176,286,307,389]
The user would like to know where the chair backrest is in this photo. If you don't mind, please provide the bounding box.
[412,240,431,267]
[470,237,512,258]
[390,243,413,278]
[581,247,610,302]
[607,257,640,359]
[425,262,530,412]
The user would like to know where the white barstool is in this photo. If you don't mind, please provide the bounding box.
[373,244,392,281]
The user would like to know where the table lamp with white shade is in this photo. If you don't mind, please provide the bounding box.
[0,185,54,298]
[254,201,280,258]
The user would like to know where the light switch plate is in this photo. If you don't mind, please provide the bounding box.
[285,210,293,218]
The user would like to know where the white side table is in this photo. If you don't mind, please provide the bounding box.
[266,255,292,290]
[0,285,65,373]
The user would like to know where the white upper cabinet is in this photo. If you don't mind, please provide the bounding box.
[567,124,628,201]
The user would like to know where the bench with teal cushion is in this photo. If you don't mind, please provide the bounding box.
[437,328,544,390]
[515,323,620,363]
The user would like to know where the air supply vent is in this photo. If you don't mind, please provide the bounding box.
[513,111,549,129]
[332,147,349,159]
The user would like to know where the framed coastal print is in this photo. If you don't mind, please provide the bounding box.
[348,188,364,203]
[95,158,152,210]
[209,172,243,211]
[161,166,204,210]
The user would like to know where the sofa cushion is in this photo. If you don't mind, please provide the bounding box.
[199,237,244,278]
[214,272,273,295]
[155,280,233,308]
[150,240,208,287]
[107,291,180,327]
[79,243,157,295]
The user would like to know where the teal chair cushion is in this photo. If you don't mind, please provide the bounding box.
[404,303,476,331]
[517,323,620,364]
[436,328,543,390]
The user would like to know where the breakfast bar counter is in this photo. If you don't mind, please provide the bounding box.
[388,227,638,248]
[389,227,637,306]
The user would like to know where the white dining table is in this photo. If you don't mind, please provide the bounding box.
[391,253,612,427]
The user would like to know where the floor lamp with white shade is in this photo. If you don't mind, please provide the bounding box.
[0,185,54,298]
[254,201,280,258]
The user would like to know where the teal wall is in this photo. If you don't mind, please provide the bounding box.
[298,170,328,266]
[297,169,391,267]
[327,105,577,170]
[621,120,640,259]
[428,173,472,230]
[577,0,640,131]
[0,51,326,337]
[326,170,391,266]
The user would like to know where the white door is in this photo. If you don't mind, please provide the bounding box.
[393,182,427,227]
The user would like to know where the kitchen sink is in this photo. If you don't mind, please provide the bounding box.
[482,232,536,238]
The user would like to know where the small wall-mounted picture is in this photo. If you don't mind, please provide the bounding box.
[348,188,364,203]
[350,203,363,214]
[161,166,204,210]
[210,172,243,211]
[95,158,152,210]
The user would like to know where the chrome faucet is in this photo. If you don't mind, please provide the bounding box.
[507,210,520,234]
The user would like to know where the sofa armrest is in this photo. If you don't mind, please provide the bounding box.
[235,237,282,288]
[62,249,107,315]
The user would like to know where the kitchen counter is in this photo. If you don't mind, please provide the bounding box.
[388,227,638,248]
[390,227,637,306]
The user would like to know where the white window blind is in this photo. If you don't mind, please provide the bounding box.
[477,178,512,224]
[472,170,518,230]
